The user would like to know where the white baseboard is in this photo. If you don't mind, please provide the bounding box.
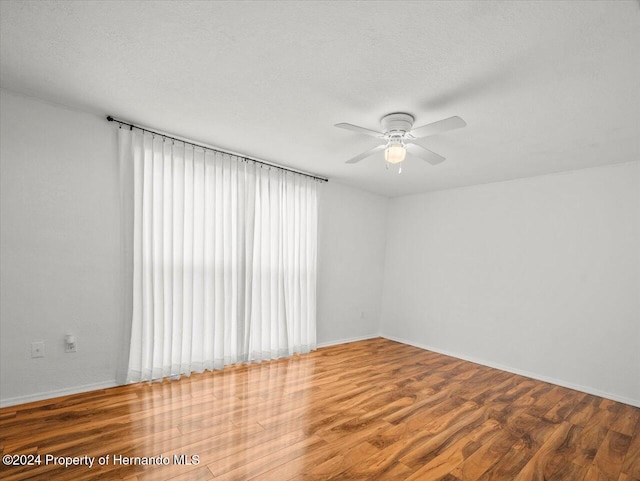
[0,338,377,408]
[317,334,379,349]
[0,338,378,408]
[382,334,640,408]
[0,380,119,408]
[4,336,636,409]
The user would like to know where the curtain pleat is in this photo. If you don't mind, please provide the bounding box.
[120,129,318,382]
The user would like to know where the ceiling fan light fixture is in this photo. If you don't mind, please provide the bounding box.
[385,142,406,164]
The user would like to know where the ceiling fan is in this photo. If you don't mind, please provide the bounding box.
[335,112,466,170]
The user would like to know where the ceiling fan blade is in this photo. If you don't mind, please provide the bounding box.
[345,144,386,164]
[405,143,446,165]
[335,123,385,139]
[409,116,466,139]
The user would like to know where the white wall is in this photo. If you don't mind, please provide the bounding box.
[380,162,640,406]
[0,90,388,405]
[0,90,125,405]
[316,181,388,345]
[3,89,637,407]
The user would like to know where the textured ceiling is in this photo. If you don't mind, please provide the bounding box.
[1,0,639,197]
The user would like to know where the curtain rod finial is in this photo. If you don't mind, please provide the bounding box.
[107,115,114,122]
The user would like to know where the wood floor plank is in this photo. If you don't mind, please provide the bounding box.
[569,395,607,427]
[544,391,587,424]
[209,435,327,481]
[622,423,640,478]
[512,421,581,481]
[0,338,638,481]
[449,428,518,481]
[574,410,618,467]
[403,419,502,480]
[583,430,632,481]
[618,473,640,481]
[612,406,640,437]
[257,421,391,481]
[288,441,380,480]
[167,466,213,481]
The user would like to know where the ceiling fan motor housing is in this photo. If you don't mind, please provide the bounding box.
[380,113,415,137]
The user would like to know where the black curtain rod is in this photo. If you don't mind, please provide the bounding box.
[106,115,328,183]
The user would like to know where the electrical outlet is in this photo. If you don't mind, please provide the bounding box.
[64,334,77,353]
[31,341,45,358]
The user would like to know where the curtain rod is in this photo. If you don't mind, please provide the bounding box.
[106,115,328,183]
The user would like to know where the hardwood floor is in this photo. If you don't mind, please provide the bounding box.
[1,338,638,480]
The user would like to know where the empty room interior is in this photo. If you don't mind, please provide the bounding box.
[1,1,639,480]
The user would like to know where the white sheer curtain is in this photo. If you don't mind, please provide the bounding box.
[118,129,318,383]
